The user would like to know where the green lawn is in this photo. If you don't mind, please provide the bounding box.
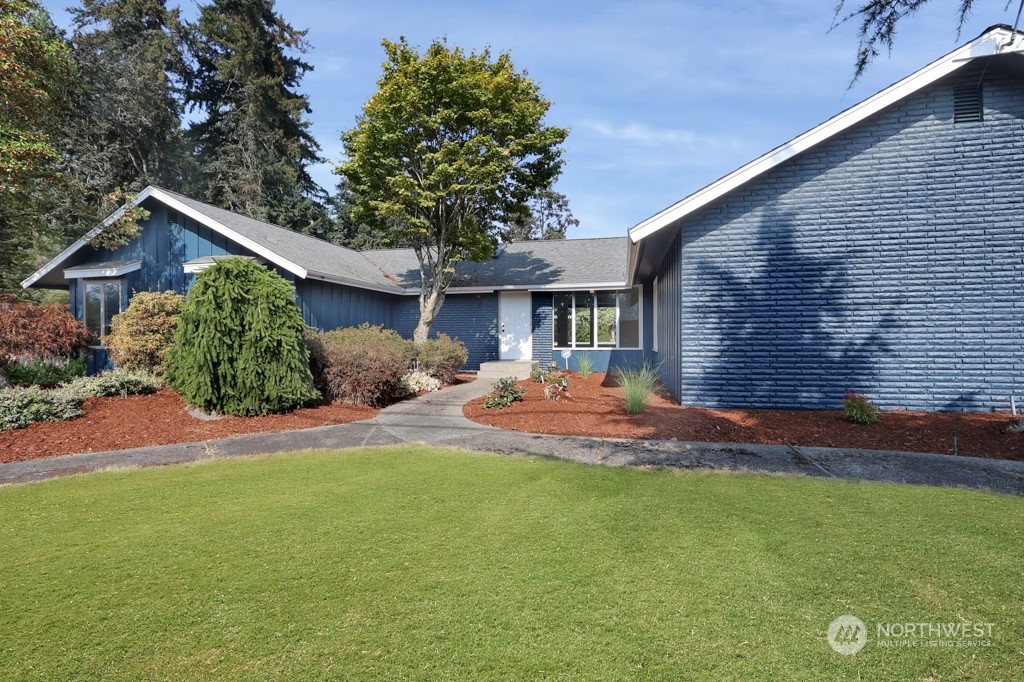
[1,448,1021,681]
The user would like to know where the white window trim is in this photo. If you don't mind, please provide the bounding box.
[552,285,643,351]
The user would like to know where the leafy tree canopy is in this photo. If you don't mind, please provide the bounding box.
[505,189,578,241]
[0,0,75,293]
[340,37,568,341]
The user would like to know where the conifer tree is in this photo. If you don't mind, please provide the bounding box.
[188,0,325,230]
[164,258,318,416]
[64,0,191,200]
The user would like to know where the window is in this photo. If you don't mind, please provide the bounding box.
[84,280,122,344]
[552,286,642,349]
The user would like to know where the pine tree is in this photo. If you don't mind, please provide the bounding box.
[64,0,191,201]
[164,258,318,416]
[188,0,325,231]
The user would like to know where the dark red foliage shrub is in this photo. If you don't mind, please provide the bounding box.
[0,295,91,373]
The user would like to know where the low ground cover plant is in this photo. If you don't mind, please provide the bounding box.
[103,291,184,375]
[615,361,659,414]
[483,376,526,409]
[164,259,318,416]
[8,356,87,387]
[401,369,442,394]
[0,370,160,432]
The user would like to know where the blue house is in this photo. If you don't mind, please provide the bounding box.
[23,25,1024,412]
[22,186,647,375]
[628,24,1024,412]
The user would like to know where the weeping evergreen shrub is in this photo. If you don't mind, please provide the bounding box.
[164,258,319,416]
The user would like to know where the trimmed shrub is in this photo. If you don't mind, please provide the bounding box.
[9,356,87,387]
[312,324,415,406]
[415,334,468,384]
[843,390,879,424]
[103,291,184,375]
[0,386,85,431]
[164,258,319,416]
[0,295,91,386]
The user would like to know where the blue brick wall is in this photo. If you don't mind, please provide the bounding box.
[393,294,499,370]
[673,69,1024,411]
[531,292,554,366]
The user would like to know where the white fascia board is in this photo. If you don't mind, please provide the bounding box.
[149,188,308,279]
[21,186,157,288]
[402,281,630,295]
[628,27,1017,244]
[305,270,407,295]
[64,261,142,279]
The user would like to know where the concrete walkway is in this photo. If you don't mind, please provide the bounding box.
[2,379,1024,495]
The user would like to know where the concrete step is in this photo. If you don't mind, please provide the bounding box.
[477,360,538,381]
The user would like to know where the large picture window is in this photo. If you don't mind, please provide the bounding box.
[553,286,641,349]
[84,280,122,343]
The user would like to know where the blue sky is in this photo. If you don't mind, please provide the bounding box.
[43,0,1016,237]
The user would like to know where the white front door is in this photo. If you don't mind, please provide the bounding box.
[499,291,533,360]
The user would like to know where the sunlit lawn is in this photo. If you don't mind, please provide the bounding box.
[0,447,1021,680]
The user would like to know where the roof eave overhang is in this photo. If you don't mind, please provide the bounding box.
[63,260,142,279]
[21,187,157,289]
[626,25,1021,260]
[149,188,309,280]
[400,281,629,295]
[304,270,408,295]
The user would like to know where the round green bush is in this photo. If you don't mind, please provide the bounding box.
[104,291,184,375]
[164,258,319,416]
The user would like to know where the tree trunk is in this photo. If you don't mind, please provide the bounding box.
[414,287,445,344]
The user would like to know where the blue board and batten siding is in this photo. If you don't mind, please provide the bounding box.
[295,279,396,332]
[665,69,1024,412]
[651,231,683,401]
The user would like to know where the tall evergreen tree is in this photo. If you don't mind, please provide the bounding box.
[188,0,325,230]
[64,0,191,203]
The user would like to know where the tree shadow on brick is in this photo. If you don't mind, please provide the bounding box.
[690,207,899,409]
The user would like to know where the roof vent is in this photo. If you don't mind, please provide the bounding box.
[954,84,983,123]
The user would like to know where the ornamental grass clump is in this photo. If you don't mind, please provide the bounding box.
[575,351,593,379]
[843,390,880,424]
[615,362,659,415]
[164,258,318,416]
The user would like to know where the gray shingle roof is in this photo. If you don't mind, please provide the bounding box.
[363,237,628,290]
[155,188,404,292]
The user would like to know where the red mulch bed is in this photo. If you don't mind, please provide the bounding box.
[463,373,1024,462]
[0,388,377,464]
